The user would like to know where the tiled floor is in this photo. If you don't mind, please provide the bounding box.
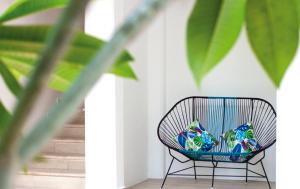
[128,178,276,189]
[14,177,275,189]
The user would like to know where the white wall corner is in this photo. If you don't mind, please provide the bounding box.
[146,9,167,179]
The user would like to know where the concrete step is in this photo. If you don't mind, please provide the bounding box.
[65,124,84,128]
[15,171,85,189]
[55,124,85,140]
[41,139,85,156]
[20,168,85,177]
[28,154,85,173]
[68,109,84,125]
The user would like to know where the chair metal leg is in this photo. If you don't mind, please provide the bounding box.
[211,166,215,189]
[193,161,197,180]
[261,161,271,189]
[161,157,175,189]
[246,162,248,182]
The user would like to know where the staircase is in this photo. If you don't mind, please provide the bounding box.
[15,107,85,189]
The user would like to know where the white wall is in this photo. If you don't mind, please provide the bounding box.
[146,8,167,180]
[277,47,300,189]
[85,1,119,189]
[85,0,152,188]
[85,0,150,188]
[115,0,149,187]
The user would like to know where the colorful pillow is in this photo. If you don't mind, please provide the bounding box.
[223,122,262,161]
[174,120,219,152]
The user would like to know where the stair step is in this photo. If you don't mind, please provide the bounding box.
[15,104,85,189]
[55,124,85,139]
[42,139,85,156]
[28,155,85,172]
[65,124,84,128]
[20,168,85,177]
[15,173,84,189]
[68,110,84,125]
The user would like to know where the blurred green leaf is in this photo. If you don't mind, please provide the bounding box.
[22,165,28,174]
[33,154,46,163]
[0,61,22,97]
[0,0,69,23]
[0,102,11,134]
[0,25,136,91]
[186,0,245,85]
[9,68,23,80]
[246,0,299,87]
[295,0,300,25]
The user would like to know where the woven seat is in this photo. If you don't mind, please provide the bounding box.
[157,96,276,189]
[178,150,252,162]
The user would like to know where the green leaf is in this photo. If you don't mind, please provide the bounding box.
[0,25,136,91]
[0,60,22,97]
[110,61,137,80]
[186,0,245,85]
[0,102,11,134]
[295,0,300,25]
[33,154,46,162]
[246,0,299,87]
[0,0,69,23]
[22,165,28,174]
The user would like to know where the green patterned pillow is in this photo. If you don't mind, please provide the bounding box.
[223,122,262,161]
[174,120,219,152]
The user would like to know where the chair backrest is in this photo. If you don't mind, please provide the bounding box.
[157,96,276,152]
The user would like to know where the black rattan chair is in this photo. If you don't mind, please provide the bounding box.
[157,96,276,189]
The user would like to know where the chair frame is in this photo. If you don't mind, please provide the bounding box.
[157,96,276,189]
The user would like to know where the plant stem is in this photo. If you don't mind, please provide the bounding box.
[0,163,15,189]
[19,0,169,164]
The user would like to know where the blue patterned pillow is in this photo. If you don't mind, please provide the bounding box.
[223,122,262,161]
[174,120,219,152]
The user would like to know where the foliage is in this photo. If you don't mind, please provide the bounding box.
[245,0,299,87]
[0,62,22,97]
[0,102,10,134]
[0,0,136,92]
[187,0,299,87]
[0,0,69,23]
[187,0,245,85]
[0,25,136,91]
